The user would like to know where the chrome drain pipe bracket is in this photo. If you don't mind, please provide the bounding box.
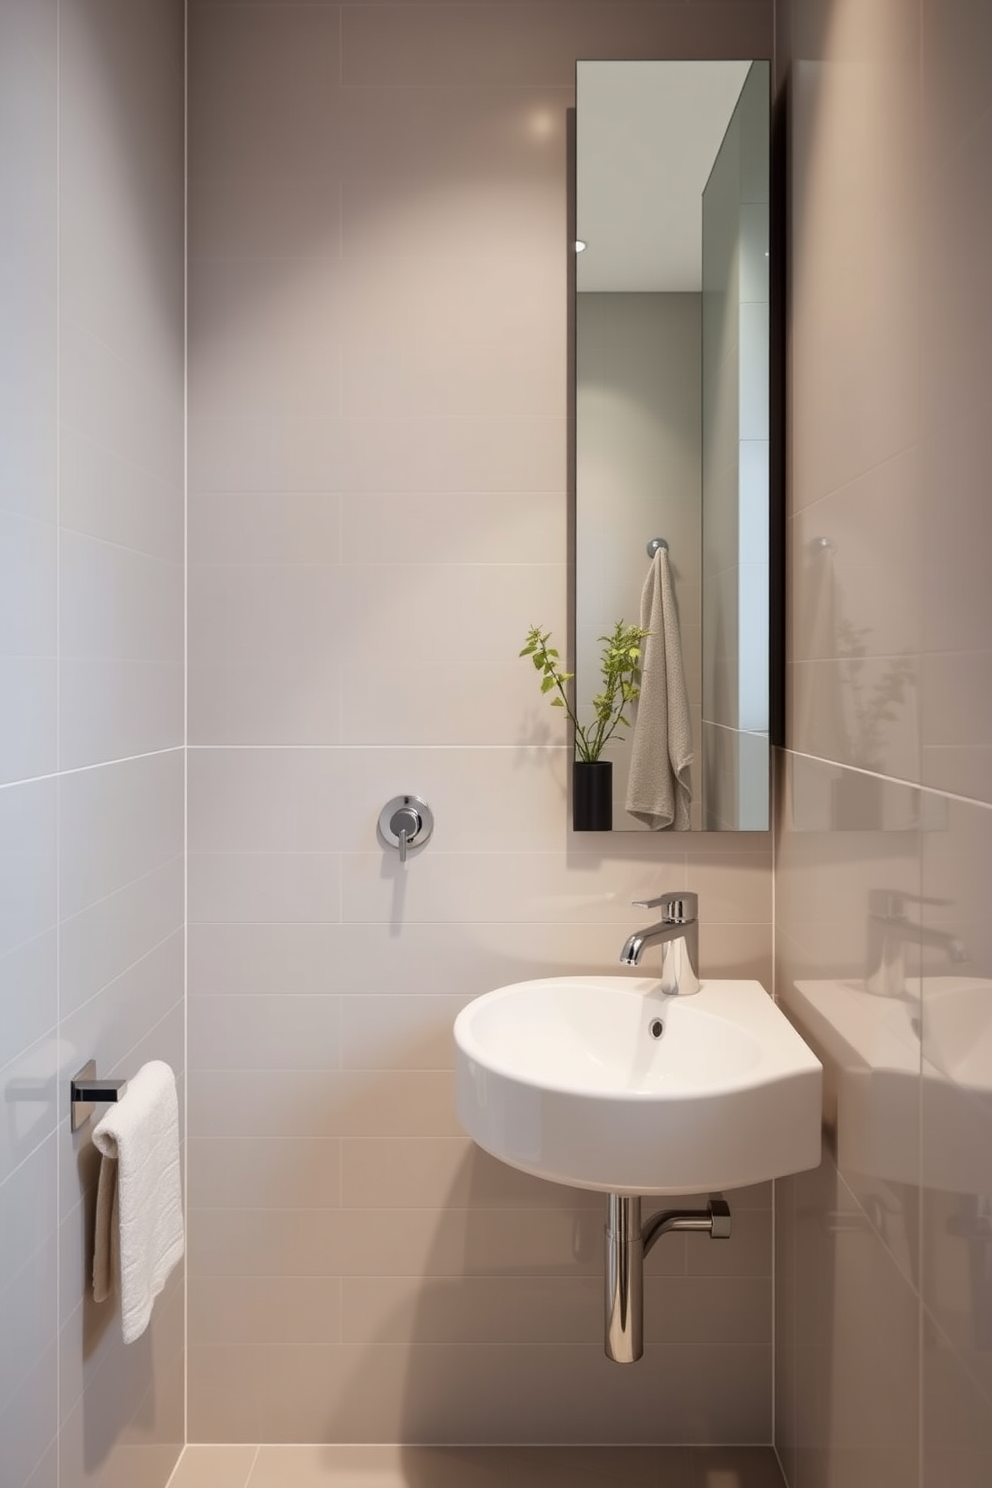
[605,1194,732,1363]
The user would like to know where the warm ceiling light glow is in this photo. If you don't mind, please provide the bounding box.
[575,239,588,252]
[528,109,555,140]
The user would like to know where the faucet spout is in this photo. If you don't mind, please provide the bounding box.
[865,890,969,997]
[619,892,700,995]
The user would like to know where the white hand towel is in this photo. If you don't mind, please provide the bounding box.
[625,547,693,830]
[92,1061,184,1344]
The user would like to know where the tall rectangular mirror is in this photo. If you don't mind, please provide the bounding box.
[575,60,772,831]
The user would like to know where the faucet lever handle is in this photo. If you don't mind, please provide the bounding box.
[633,891,697,923]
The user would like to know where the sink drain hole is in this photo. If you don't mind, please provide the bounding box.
[649,1018,665,1039]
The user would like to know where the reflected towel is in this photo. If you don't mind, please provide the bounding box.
[799,542,849,763]
[92,1061,184,1344]
[625,548,693,830]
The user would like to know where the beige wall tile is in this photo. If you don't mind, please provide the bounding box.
[340,1137,603,1213]
[340,491,563,566]
[189,1207,345,1279]
[337,82,571,182]
[779,26,992,1485]
[340,849,741,926]
[340,994,470,1071]
[188,563,344,671]
[789,448,922,669]
[789,1157,919,1486]
[189,1136,342,1214]
[187,413,347,495]
[923,1330,992,1488]
[189,256,342,420]
[341,4,772,87]
[189,171,340,260]
[187,1344,266,1444]
[188,654,344,747]
[774,1175,799,1483]
[185,0,778,1450]
[339,663,569,747]
[190,1341,773,1445]
[336,253,565,348]
[189,1275,342,1349]
[189,993,342,1073]
[189,493,341,567]
[246,1443,697,1488]
[189,922,341,998]
[189,1068,461,1142]
[342,339,565,420]
[187,850,342,924]
[338,1273,769,1351]
[335,1204,661,1279]
[169,1446,257,1488]
[189,5,342,180]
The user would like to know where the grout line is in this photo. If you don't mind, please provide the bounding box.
[783,746,992,815]
[183,0,190,1457]
[0,743,186,794]
[55,1,62,1481]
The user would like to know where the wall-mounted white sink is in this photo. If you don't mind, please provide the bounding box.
[454,976,822,1196]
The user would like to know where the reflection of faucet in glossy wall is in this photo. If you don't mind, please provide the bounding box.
[865,889,969,998]
[619,891,700,995]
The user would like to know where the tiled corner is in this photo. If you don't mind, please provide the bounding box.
[169,1444,784,1488]
[168,1444,258,1488]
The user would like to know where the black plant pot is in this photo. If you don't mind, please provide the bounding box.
[573,760,613,832]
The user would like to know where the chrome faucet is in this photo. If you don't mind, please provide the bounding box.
[619,891,700,995]
[865,889,969,998]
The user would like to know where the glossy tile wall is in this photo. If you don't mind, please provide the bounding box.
[0,3,186,1486]
[186,0,777,1444]
[776,0,992,1483]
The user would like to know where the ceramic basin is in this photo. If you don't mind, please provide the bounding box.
[453,976,823,1196]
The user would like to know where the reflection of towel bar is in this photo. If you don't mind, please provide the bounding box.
[646,537,669,557]
[71,1060,127,1132]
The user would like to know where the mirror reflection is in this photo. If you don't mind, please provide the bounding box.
[575,60,770,831]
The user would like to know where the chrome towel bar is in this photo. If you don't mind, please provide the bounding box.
[71,1060,127,1133]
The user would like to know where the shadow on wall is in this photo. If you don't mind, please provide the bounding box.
[306,1136,775,1444]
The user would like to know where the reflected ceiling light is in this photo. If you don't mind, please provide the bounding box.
[575,239,588,252]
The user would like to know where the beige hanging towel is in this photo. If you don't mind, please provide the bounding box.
[92,1061,184,1344]
[625,547,693,830]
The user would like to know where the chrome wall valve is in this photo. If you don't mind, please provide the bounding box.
[378,795,434,862]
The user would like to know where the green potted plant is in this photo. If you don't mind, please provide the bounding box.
[520,621,648,830]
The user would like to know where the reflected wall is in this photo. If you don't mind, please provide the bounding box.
[776,0,992,1483]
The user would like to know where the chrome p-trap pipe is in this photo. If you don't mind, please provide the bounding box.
[605,1194,732,1362]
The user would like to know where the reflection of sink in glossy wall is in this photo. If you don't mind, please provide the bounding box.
[789,977,992,1195]
[454,976,823,1197]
